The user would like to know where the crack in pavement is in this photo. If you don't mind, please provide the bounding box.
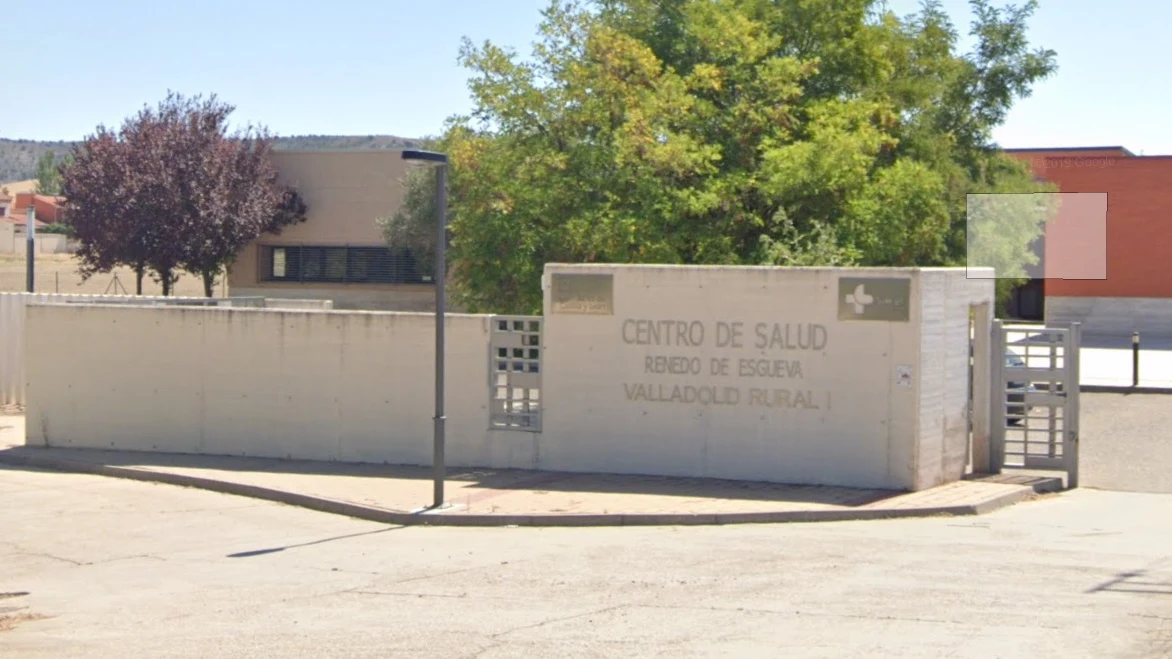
[488,604,627,639]
[155,504,264,514]
[377,562,521,588]
[353,590,475,599]
[1,542,166,568]
[0,547,89,566]
[619,601,1052,629]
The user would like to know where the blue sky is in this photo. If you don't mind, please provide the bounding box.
[3,0,1167,154]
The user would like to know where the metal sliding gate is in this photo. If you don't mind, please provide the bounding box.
[991,321,1081,487]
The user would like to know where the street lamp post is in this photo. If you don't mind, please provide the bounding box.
[402,149,450,510]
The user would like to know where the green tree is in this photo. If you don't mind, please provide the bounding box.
[34,150,70,195]
[392,0,1057,314]
[378,138,444,279]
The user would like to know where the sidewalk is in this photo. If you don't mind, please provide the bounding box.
[1079,335,1172,390]
[0,414,1061,526]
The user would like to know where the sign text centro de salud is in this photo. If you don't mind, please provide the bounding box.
[550,272,912,411]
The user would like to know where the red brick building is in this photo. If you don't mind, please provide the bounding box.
[1005,146,1172,335]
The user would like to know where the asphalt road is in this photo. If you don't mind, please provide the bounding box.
[3,465,1172,659]
[1081,392,1172,493]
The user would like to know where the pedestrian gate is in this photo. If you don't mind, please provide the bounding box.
[991,321,1081,487]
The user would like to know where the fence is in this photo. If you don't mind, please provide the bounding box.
[0,292,332,407]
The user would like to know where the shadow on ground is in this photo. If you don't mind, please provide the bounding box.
[226,526,405,558]
[0,445,905,507]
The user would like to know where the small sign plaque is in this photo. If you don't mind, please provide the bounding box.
[838,277,912,322]
[550,273,614,316]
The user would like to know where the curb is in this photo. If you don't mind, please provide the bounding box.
[0,449,1059,528]
[1081,385,1172,395]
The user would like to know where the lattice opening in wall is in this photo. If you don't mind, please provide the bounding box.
[489,316,542,432]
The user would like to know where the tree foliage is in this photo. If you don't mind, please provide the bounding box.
[391,0,1057,313]
[34,150,70,195]
[378,139,444,279]
[61,92,308,295]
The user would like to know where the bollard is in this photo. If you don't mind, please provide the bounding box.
[1132,331,1140,388]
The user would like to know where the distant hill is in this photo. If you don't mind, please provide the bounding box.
[0,134,424,183]
[272,135,423,151]
[0,140,76,184]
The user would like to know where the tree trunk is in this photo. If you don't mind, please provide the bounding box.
[161,268,173,297]
[134,265,144,295]
[202,270,216,298]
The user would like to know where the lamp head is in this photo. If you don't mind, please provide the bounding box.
[402,150,449,167]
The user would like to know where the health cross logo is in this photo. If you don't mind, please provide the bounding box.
[845,284,874,314]
[837,277,912,322]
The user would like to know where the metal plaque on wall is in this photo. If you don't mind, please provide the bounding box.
[550,273,614,315]
[837,277,912,322]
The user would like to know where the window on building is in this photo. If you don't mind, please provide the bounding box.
[261,245,426,284]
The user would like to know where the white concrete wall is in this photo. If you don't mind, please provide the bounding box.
[24,304,539,469]
[1047,296,1172,337]
[916,270,995,488]
[538,265,991,491]
[21,265,990,492]
[1,293,330,407]
[3,293,199,407]
[4,233,74,254]
[262,298,335,311]
[229,285,441,312]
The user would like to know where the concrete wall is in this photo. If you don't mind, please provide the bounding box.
[1047,296,1172,337]
[2,232,75,254]
[917,271,996,486]
[229,282,439,312]
[4,293,184,406]
[538,265,993,491]
[24,304,541,469]
[1,293,333,407]
[23,265,992,492]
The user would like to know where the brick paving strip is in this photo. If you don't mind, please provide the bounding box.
[0,414,1060,527]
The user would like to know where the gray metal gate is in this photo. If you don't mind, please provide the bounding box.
[991,321,1081,487]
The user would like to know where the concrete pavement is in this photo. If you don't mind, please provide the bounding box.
[3,465,1171,658]
[0,414,1058,526]
[1079,334,1172,389]
[1081,392,1172,493]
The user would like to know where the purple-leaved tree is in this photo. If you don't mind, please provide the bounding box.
[62,91,307,296]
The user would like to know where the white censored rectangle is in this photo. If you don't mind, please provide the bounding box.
[966,192,1107,280]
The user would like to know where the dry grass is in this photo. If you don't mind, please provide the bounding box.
[0,179,37,197]
[0,253,221,297]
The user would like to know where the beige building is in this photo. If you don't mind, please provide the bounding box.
[228,150,435,310]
